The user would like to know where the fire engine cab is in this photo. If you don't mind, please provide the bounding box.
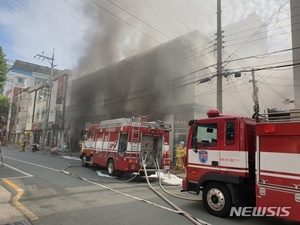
[182,109,300,222]
[79,116,171,176]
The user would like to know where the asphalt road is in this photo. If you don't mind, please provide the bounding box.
[0,145,298,225]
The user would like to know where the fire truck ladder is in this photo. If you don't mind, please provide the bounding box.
[129,126,141,160]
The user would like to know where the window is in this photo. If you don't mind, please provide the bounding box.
[17,77,25,84]
[195,123,218,147]
[226,122,235,145]
[118,134,128,156]
[35,77,45,85]
[88,130,94,139]
[80,130,88,141]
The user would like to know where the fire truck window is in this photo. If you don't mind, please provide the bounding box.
[226,122,235,145]
[196,124,217,147]
[81,130,88,141]
[118,134,128,156]
[89,131,94,139]
[120,142,126,152]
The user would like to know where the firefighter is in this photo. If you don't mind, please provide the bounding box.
[176,141,185,170]
[19,136,26,152]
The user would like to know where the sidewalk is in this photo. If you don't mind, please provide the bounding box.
[0,184,31,225]
[171,169,186,179]
[5,143,80,157]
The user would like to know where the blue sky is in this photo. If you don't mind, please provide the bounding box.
[0,0,89,69]
[0,0,292,71]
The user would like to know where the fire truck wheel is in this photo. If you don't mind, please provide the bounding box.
[203,182,232,217]
[107,159,115,176]
[81,155,89,167]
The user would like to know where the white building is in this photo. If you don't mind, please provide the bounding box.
[223,13,268,58]
[5,60,61,144]
[25,69,71,148]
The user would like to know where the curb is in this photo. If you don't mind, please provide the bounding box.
[0,180,28,224]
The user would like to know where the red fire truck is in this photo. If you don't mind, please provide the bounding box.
[79,116,171,176]
[182,109,300,222]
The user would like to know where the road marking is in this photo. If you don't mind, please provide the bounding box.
[2,178,39,221]
[3,156,61,172]
[3,163,34,179]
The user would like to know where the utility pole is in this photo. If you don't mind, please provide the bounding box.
[251,69,260,119]
[217,0,223,112]
[34,48,55,150]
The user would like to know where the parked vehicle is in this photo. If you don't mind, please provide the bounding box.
[182,109,300,222]
[31,143,41,152]
[79,116,171,176]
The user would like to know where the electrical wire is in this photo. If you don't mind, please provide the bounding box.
[89,0,162,44]
[223,0,288,66]
[86,1,296,89]
[61,0,298,115]
[99,0,215,69]
[149,0,214,73]
[66,60,300,113]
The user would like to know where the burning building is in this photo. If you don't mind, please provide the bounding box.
[68,30,215,155]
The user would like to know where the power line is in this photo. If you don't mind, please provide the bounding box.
[75,1,295,114]
[90,0,162,44]
[74,52,300,106]
[67,60,300,113]
[222,2,294,36]
[150,0,211,69]
[223,1,288,66]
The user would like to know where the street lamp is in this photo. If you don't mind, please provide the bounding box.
[34,48,56,150]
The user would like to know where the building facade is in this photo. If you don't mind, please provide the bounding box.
[5,60,64,146]
[8,88,30,143]
[291,0,300,108]
[68,30,213,156]
[25,70,70,148]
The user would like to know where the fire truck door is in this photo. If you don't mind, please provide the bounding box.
[191,123,220,171]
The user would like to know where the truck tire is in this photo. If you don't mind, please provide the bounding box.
[107,159,115,176]
[81,155,89,167]
[203,182,232,217]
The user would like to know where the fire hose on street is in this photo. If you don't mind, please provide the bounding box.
[60,154,209,225]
